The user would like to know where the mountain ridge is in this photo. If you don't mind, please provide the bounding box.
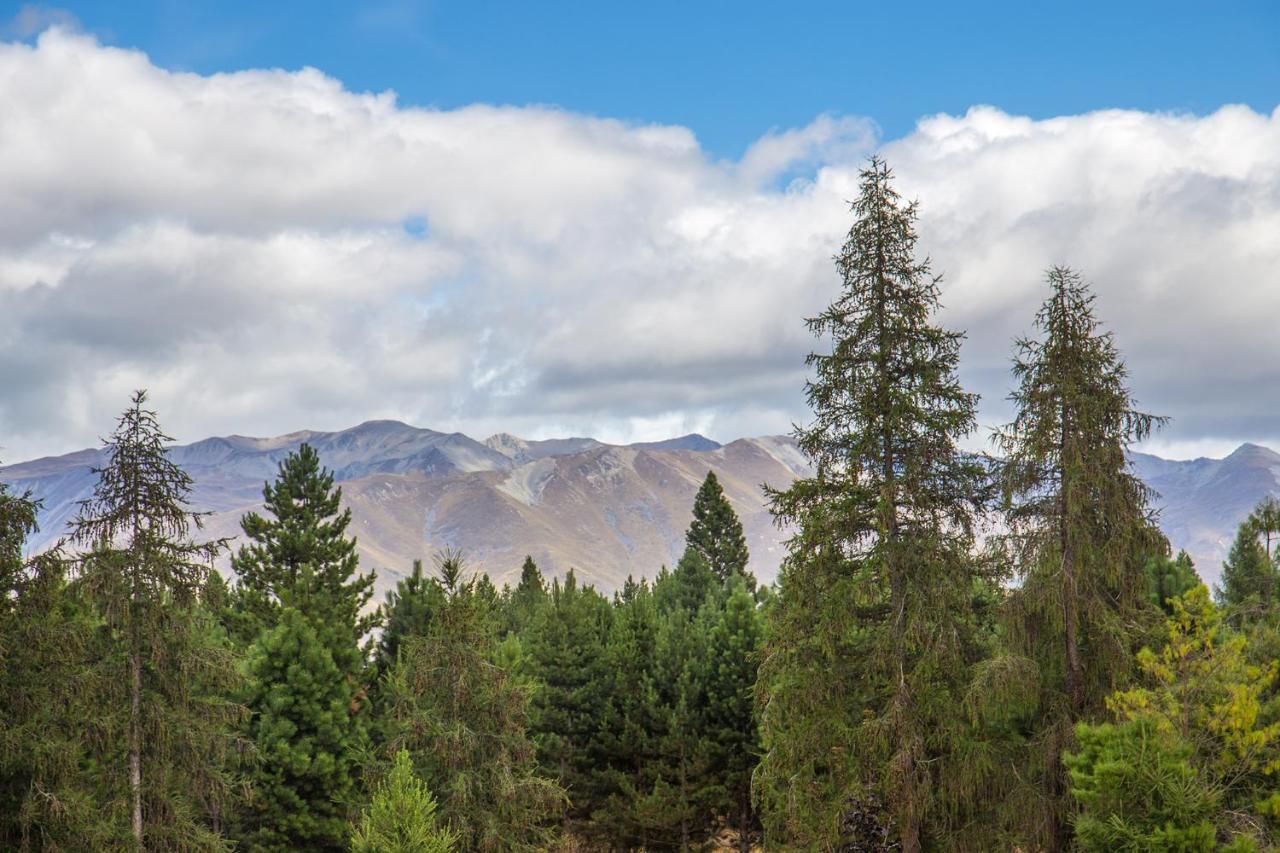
[5,420,1276,592]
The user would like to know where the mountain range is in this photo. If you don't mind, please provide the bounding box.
[3,420,1276,593]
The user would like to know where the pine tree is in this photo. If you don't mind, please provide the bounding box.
[525,568,613,823]
[1218,501,1280,621]
[502,555,548,638]
[231,442,377,672]
[702,574,763,851]
[69,390,245,849]
[755,158,989,850]
[351,749,457,853]
[1067,586,1280,850]
[995,268,1167,850]
[238,607,366,850]
[686,472,751,586]
[654,548,718,616]
[375,559,445,678]
[1145,550,1201,615]
[386,550,566,850]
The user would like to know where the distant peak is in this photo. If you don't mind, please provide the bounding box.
[1227,442,1280,461]
[629,433,722,452]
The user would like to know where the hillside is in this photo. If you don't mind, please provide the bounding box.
[6,420,1276,592]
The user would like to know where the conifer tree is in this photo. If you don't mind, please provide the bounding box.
[755,158,988,850]
[0,480,107,846]
[375,559,445,678]
[69,390,244,849]
[231,442,377,672]
[995,268,1167,850]
[502,555,548,637]
[702,574,763,851]
[239,606,367,850]
[1145,550,1201,615]
[654,548,718,616]
[1218,501,1280,620]
[686,471,751,585]
[351,749,457,853]
[525,568,613,822]
[386,550,565,850]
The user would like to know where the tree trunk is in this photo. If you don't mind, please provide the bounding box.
[129,640,143,846]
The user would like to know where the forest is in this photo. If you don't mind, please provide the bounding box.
[4,157,1280,852]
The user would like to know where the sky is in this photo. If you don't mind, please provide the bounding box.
[0,1,1279,462]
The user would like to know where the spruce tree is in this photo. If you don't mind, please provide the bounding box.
[654,548,717,616]
[502,555,548,638]
[994,267,1167,850]
[386,550,565,850]
[686,471,751,585]
[351,749,457,853]
[755,158,988,850]
[239,607,366,850]
[69,390,245,849]
[1145,550,1200,615]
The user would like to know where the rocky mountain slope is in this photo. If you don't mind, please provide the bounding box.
[1,421,808,593]
[4,419,1273,592]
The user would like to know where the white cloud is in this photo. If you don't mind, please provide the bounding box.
[0,28,1279,464]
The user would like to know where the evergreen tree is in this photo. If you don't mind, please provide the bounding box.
[386,550,565,850]
[755,158,989,850]
[654,548,718,616]
[351,749,457,853]
[686,471,751,586]
[502,555,548,638]
[702,574,763,851]
[69,390,245,849]
[375,559,445,678]
[525,568,613,823]
[1218,502,1280,620]
[1145,550,1201,615]
[1067,586,1279,850]
[995,268,1167,850]
[231,442,377,671]
[238,607,366,851]
[0,481,107,847]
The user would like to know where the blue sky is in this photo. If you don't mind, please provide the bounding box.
[1,2,1279,463]
[10,0,1279,156]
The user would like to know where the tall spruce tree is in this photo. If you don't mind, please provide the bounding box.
[686,471,751,585]
[386,550,565,850]
[994,267,1167,850]
[375,559,445,678]
[69,390,245,849]
[755,157,988,850]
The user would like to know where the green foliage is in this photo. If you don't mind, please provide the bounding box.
[350,749,456,853]
[69,390,246,849]
[756,157,989,850]
[702,573,764,847]
[524,568,611,821]
[231,442,377,672]
[385,551,566,851]
[501,555,548,638]
[376,559,446,677]
[654,547,717,616]
[0,482,109,848]
[1068,586,1279,850]
[1218,501,1280,622]
[239,607,366,851]
[1147,551,1202,615]
[995,268,1167,849]
[686,471,751,587]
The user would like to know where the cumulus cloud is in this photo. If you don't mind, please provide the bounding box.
[0,28,1278,462]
